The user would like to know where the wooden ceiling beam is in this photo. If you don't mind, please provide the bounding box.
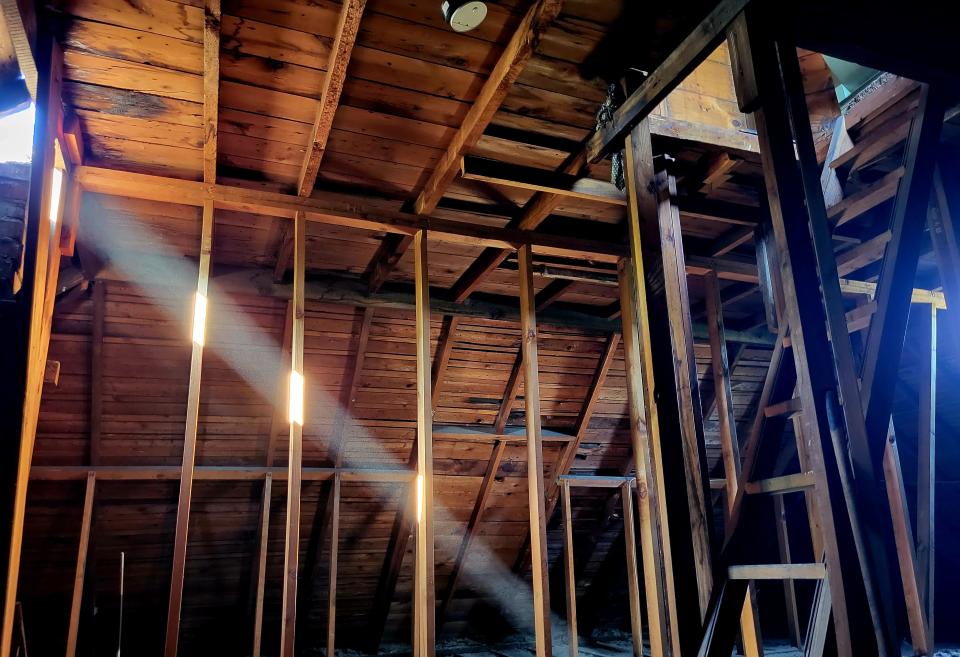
[274,0,367,280]
[202,0,220,184]
[75,166,626,263]
[297,0,366,197]
[362,0,561,292]
[413,0,561,216]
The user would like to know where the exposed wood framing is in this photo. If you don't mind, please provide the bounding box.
[703,270,761,656]
[431,316,460,411]
[560,481,578,657]
[0,35,61,657]
[436,440,505,627]
[701,14,901,656]
[64,472,95,657]
[0,0,37,98]
[535,279,575,311]
[620,481,643,657]
[164,200,214,657]
[298,0,367,196]
[76,166,625,264]
[414,0,561,214]
[413,230,436,657]
[518,244,552,657]
[364,0,561,292]
[326,474,341,657]
[494,351,523,434]
[202,0,220,184]
[651,171,715,622]
[273,0,367,279]
[617,118,680,657]
[916,304,936,645]
[280,210,306,657]
[251,473,272,657]
[31,466,414,482]
[265,301,294,466]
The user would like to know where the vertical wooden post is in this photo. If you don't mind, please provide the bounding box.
[617,117,681,657]
[560,482,577,657]
[280,210,306,657]
[164,198,214,657]
[620,482,643,657]
[917,304,936,645]
[65,473,96,657]
[517,244,552,657]
[703,271,762,656]
[0,36,61,657]
[413,230,435,657]
[252,473,272,657]
[772,496,800,647]
[327,474,341,657]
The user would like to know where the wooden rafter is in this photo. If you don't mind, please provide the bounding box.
[251,473,272,657]
[413,0,561,215]
[274,0,367,278]
[363,0,561,292]
[493,350,523,434]
[298,0,366,197]
[202,0,220,184]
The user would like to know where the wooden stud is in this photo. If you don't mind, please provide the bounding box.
[916,304,936,644]
[251,473,272,657]
[560,481,577,657]
[518,244,552,657]
[280,209,306,657]
[413,230,435,657]
[617,119,680,657]
[31,465,413,482]
[65,473,95,657]
[326,474,341,657]
[535,280,575,312]
[620,482,644,657]
[164,199,214,657]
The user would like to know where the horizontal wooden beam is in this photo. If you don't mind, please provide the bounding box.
[30,466,414,482]
[460,156,626,206]
[75,166,625,263]
[558,474,637,488]
[743,471,817,495]
[727,563,826,580]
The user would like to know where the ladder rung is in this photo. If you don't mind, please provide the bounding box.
[744,471,816,495]
[728,563,826,581]
[764,397,802,418]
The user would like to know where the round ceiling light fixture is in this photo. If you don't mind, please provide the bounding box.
[441,0,488,33]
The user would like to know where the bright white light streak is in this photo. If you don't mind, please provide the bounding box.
[48,167,63,228]
[192,292,207,346]
[416,473,424,523]
[289,371,304,426]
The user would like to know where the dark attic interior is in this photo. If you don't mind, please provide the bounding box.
[3,1,960,656]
